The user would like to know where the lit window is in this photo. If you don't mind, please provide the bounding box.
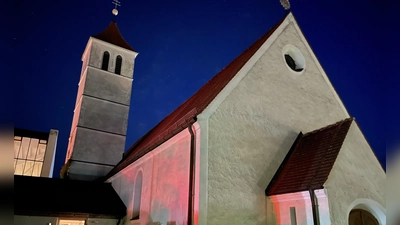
[15,160,25,175]
[14,136,46,177]
[23,160,35,176]
[115,55,122,75]
[26,139,39,160]
[14,139,21,158]
[36,143,47,161]
[101,51,110,71]
[32,162,43,177]
[58,219,85,225]
[17,137,30,159]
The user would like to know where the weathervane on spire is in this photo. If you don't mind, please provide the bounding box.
[112,0,121,16]
[280,0,290,10]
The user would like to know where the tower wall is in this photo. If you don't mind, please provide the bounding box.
[65,37,137,181]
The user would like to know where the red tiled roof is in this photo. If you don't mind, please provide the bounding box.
[265,117,354,196]
[104,12,290,179]
[92,21,135,51]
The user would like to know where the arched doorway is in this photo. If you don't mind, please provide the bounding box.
[349,209,379,225]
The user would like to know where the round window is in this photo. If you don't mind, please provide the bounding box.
[282,44,305,73]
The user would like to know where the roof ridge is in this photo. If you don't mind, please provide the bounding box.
[303,117,354,137]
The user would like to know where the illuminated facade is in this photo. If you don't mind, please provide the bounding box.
[102,12,385,225]
[15,10,385,225]
[14,128,58,178]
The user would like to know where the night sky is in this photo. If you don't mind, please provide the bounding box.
[13,0,386,177]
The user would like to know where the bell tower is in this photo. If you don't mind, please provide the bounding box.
[62,4,138,180]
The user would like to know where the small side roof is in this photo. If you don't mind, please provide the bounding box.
[14,175,126,218]
[265,117,354,196]
[92,21,135,51]
[104,12,291,180]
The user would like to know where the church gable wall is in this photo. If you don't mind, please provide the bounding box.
[108,129,192,225]
[324,121,386,224]
[206,22,348,224]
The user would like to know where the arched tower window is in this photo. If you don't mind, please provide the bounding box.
[101,51,110,71]
[132,171,143,220]
[115,55,122,75]
[349,209,379,225]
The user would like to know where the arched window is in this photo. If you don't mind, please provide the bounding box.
[101,51,110,71]
[115,55,122,75]
[132,171,143,220]
[349,209,379,225]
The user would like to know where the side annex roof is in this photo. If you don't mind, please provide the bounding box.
[265,117,354,196]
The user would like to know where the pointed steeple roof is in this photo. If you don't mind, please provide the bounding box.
[92,21,135,52]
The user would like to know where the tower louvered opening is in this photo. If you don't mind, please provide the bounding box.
[102,51,110,71]
[115,55,122,75]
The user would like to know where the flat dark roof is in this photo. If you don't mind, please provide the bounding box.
[14,128,49,140]
[14,175,126,218]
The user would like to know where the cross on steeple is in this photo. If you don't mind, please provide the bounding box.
[112,0,121,16]
[280,0,290,10]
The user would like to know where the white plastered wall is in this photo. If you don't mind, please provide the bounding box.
[199,13,349,225]
[107,128,193,225]
[324,121,386,225]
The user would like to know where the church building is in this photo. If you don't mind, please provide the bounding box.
[14,8,385,225]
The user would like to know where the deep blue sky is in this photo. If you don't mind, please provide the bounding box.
[13,0,386,177]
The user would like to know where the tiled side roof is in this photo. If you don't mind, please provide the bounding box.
[104,12,290,180]
[265,117,354,196]
[14,175,126,218]
[92,21,135,51]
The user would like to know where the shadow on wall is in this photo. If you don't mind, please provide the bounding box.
[257,129,299,188]
[147,200,172,225]
[257,128,300,225]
